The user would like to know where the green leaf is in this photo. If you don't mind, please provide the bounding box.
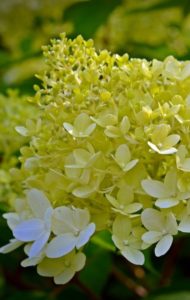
[64,0,122,39]
[144,248,160,277]
[0,51,41,68]
[1,291,48,300]
[148,292,190,300]
[126,0,188,14]
[91,230,115,252]
[56,285,89,300]
[79,245,112,295]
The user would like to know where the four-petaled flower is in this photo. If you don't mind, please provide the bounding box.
[112,144,138,172]
[148,124,180,155]
[112,215,145,265]
[46,206,95,258]
[63,113,96,137]
[141,208,178,257]
[106,186,142,215]
[13,189,53,258]
[141,170,190,208]
[37,250,86,284]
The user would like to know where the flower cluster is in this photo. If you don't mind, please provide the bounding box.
[0,90,37,204]
[0,188,94,284]
[2,34,190,284]
[95,0,190,59]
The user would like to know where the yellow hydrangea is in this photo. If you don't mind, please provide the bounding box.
[0,90,37,204]
[2,34,190,284]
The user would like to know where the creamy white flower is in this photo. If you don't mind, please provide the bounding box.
[104,116,130,138]
[37,250,86,285]
[148,124,180,155]
[112,144,138,172]
[106,185,142,215]
[46,206,95,258]
[141,170,190,208]
[141,208,178,257]
[91,110,117,128]
[0,197,35,254]
[112,216,145,265]
[21,244,45,267]
[12,189,53,258]
[0,239,23,254]
[63,113,96,137]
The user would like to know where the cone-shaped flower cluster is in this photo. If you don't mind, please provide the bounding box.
[2,34,190,284]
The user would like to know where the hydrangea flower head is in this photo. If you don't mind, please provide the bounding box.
[2,34,190,284]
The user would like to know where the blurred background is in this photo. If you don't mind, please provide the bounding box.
[1,0,190,299]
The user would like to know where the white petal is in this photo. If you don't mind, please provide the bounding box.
[23,244,31,255]
[120,116,130,134]
[123,159,138,172]
[141,208,164,231]
[54,269,75,285]
[13,219,45,241]
[106,194,118,207]
[63,123,74,135]
[148,142,160,153]
[163,134,180,148]
[76,223,96,249]
[72,208,90,230]
[155,234,173,257]
[29,231,50,258]
[46,234,76,258]
[142,231,162,244]
[178,158,190,172]
[85,123,96,136]
[15,126,28,136]
[115,144,131,166]
[74,113,91,132]
[86,152,101,168]
[72,185,95,198]
[117,186,134,204]
[124,203,142,214]
[27,189,51,218]
[155,198,179,208]
[112,216,131,240]
[0,239,23,253]
[181,63,190,80]
[3,213,20,230]
[121,247,145,265]
[165,213,178,235]
[21,256,43,267]
[141,179,170,198]
[44,207,53,230]
[148,141,177,154]
[73,149,91,167]
[164,170,177,195]
[158,148,177,155]
[53,206,74,234]
[179,216,190,232]
[73,252,86,271]
[37,257,66,277]
[104,126,120,138]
